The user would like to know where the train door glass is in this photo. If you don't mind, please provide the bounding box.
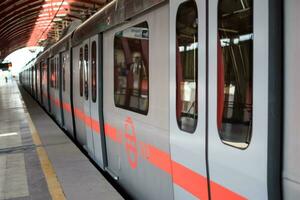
[40,63,42,103]
[55,55,62,125]
[61,52,67,128]
[50,58,56,116]
[114,22,150,115]
[170,1,209,199]
[207,0,270,199]
[217,0,253,149]
[31,67,33,94]
[57,54,64,126]
[35,65,38,98]
[83,41,95,157]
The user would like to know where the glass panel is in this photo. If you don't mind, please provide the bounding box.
[92,41,97,103]
[217,0,253,149]
[62,54,66,91]
[50,59,55,88]
[54,58,58,89]
[114,21,149,115]
[84,44,89,100]
[80,48,83,97]
[56,57,59,89]
[176,0,198,133]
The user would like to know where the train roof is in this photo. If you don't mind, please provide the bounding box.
[35,0,167,63]
[71,0,167,46]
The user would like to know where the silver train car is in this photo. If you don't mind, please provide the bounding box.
[19,0,300,199]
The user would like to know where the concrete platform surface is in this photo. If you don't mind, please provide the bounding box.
[0,81,124,200]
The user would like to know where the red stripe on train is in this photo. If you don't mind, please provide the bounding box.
[48,95,246,200]
[210,181,246,200]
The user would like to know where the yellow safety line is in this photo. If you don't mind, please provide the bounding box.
[27,113,66,200]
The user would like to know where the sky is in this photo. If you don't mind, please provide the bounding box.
[3,47,44,76]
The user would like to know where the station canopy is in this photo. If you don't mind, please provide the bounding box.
[0,0,109,60]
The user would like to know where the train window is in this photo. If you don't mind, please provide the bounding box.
[50,60,52,88]
[56,57,59,89]
[54,58,56,89]
[53,58,57,89]
[62,54,66,92]
[54,58,56,88]
[84,44,89,100]
[55,58,57,89]
[43,62,47,84]
[80,48,83,97]
[114,21,149,115]
[50,59,55,88]
[91,41,97,103]
[55,57,57,89]
[217,0,253,149]
[176,0,198,133]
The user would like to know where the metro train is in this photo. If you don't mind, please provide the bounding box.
[19,0,300,199]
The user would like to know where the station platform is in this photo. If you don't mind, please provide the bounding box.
[0,81,124,200]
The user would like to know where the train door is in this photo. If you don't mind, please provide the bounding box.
[34,64,38,98]
[56,55,63,125]
[170,1,209,199]
[47,58,52,113]
[73,45,87,147]
[33,66,35,95]
[104,7,173,199]
[82,39,96,157]
[207,0,281,199]
[42,60,50,112]
[50,55,62,124]
[61,51,74,135]
[39,62,43,104]
[88,35,105,167]
[30,67,33,93]
[49,57,58,118]
[36,64,40,102]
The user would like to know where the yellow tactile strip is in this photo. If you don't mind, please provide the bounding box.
[26,113,66,200]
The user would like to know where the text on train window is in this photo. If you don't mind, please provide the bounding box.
[114,21,149,115]
[176,0,198,133]
[217,0,253,149]
[91,41,97,103]
[80,47,83,97]
[84,44,89,100]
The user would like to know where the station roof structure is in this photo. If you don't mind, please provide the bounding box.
[0,0,109,60]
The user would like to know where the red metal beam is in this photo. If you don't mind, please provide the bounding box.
[0,0,108,59]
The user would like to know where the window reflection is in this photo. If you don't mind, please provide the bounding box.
[217,0,253,149]
[84,45,89,100]
[176,0,198,133]
[79,48,83,97]
[92,41,97,103]
[114,22,149,115]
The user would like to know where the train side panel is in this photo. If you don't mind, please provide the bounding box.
[103,4,173,200]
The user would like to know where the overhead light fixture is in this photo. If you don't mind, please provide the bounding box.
[53,18,63,22]
[0,132,18,137]
[56,13,67,17]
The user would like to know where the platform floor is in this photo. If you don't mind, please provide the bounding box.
[0,82,124,200]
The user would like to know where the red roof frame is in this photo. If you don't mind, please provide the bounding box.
[0,0,108,60]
